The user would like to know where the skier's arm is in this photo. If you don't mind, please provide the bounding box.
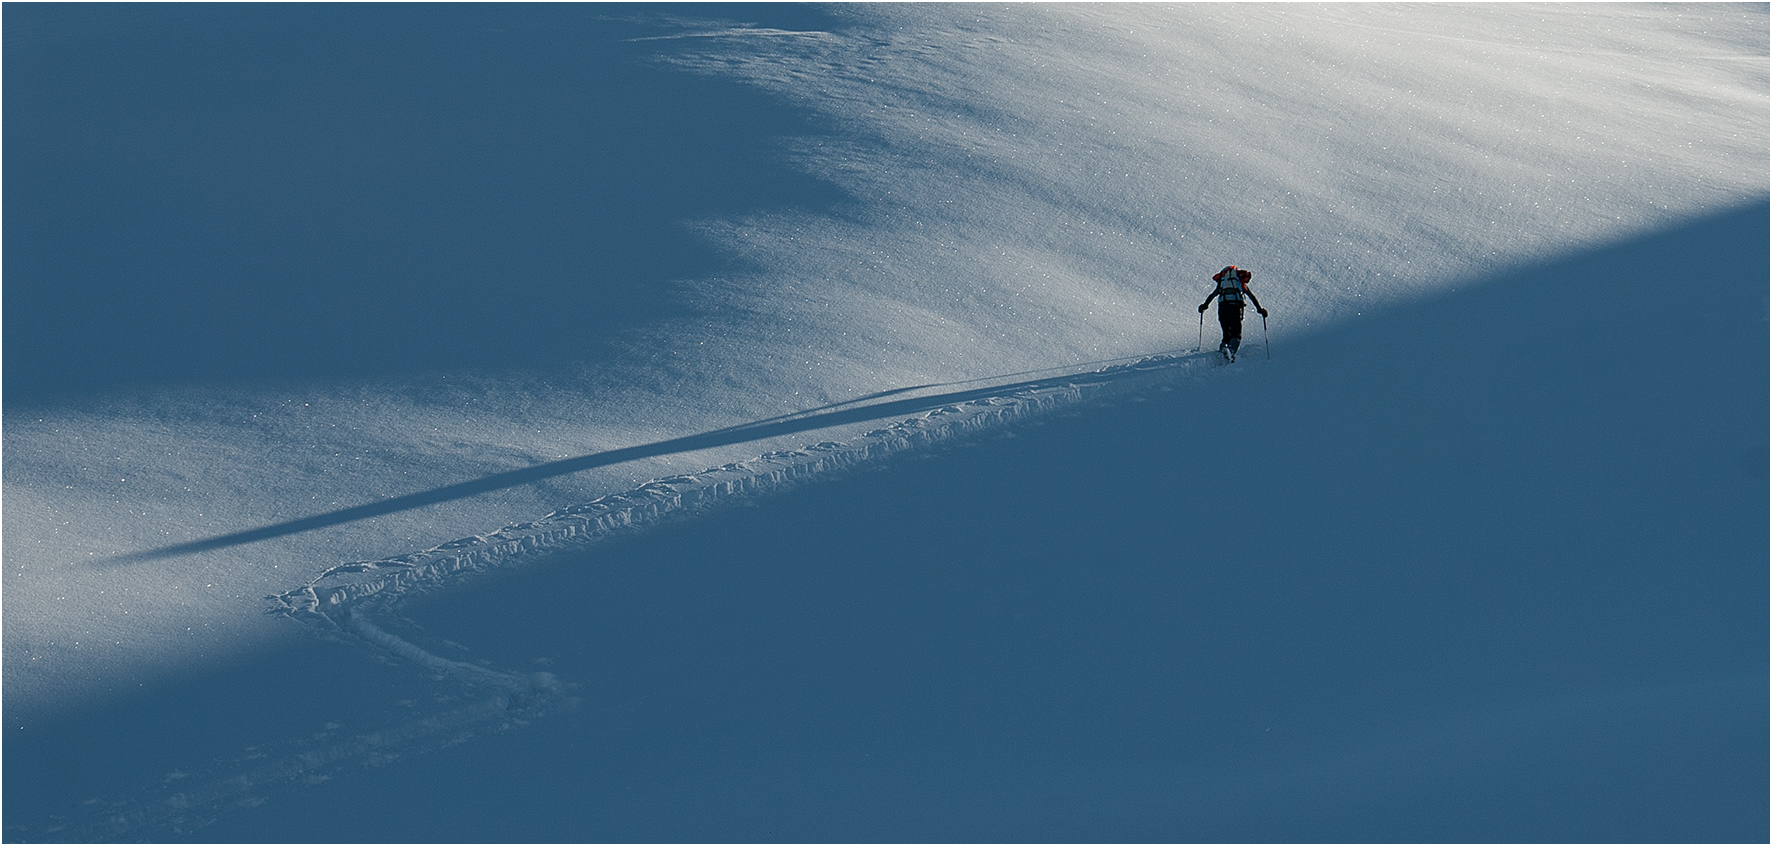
[1244,286,1265,314]
[1198,289,1219,312]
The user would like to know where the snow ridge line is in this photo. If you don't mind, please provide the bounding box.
[265,350,1215,631]
[39,353,1214,841]
[78,350,1203,840]
[265,391,1078,626]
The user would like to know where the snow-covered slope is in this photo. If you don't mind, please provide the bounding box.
[4,3,1766,841]
[238,202,1764,845]
[10,201,1765,843]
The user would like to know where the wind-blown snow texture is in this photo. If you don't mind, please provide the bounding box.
[4,3,1767,842]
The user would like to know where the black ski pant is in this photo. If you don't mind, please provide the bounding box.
[1217,302,1244,348]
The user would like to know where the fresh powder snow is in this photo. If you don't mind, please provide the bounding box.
[4,4,1766,841]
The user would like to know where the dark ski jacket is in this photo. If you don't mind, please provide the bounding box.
[1201,266,1265,314]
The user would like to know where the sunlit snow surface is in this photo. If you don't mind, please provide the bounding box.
[4,3,1767,841]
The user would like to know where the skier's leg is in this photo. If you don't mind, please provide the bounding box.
[1217,304,1239,352]
[1220,303,1244,359]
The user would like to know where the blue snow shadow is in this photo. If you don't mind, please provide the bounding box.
[3,3,845,404]
[9,201,1757,843]
[356,199,1764,842]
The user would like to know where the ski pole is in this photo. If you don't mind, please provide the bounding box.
[1262,312,1271,360]
[1197,309,1204,353]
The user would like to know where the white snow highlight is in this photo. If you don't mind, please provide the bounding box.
[3,4,1765,840]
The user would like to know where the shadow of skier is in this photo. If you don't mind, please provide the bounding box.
[105,349,1208,564]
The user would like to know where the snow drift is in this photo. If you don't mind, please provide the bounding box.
[4,3,1766,841]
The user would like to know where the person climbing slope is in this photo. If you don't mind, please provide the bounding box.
[1198,265,1267,361]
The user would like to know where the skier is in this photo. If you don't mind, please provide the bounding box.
[1198,265,1267,361]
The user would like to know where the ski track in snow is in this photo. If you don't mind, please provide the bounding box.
[10,5,1761,839]
[46,349,1225,842]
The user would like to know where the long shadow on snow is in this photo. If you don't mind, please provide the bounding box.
[108,349,1211,563]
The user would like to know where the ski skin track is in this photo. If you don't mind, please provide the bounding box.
[39,349,1226,842]
[263,349,1222,632]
